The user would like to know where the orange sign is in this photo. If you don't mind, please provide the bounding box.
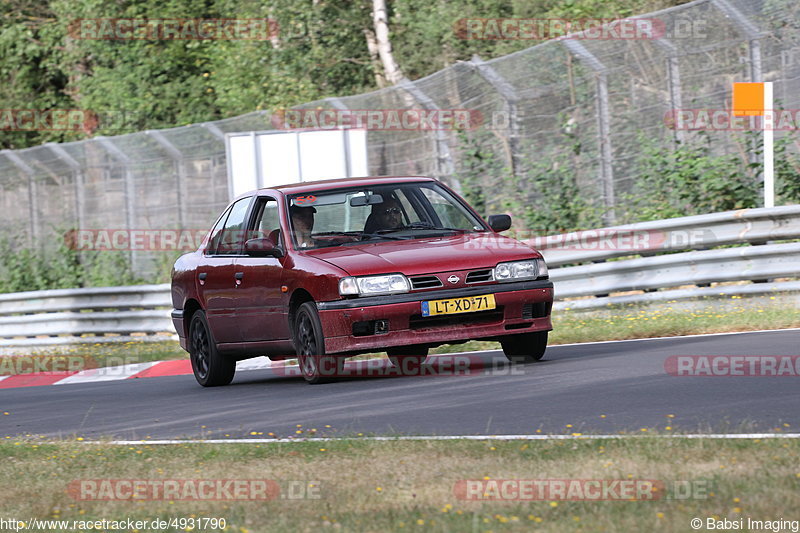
[732,82,765,116]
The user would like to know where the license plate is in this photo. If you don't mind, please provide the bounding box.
[421,294,496,317]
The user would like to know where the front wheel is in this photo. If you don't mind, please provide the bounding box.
[501,331,548,364]
[387,345,429,375]
[295,302,341,384]
[189,311,236,387]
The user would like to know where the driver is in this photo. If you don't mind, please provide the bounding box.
[366,198,404,233]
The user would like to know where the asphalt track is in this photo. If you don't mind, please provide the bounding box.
[1,329,798,440]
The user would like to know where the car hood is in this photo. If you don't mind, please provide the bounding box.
[308,232,541,277]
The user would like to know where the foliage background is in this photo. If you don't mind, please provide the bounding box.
[1,0,684,149]
[4,0,800,292]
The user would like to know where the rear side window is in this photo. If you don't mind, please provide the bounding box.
[211,197,252,255]
[206,205,232,254]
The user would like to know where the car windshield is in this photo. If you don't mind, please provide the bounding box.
[286,182,487,250]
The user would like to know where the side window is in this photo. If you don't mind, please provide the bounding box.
[206,205,232,255]
[252,197,281,245]
[420,187,476,228]
[215,196,252,255]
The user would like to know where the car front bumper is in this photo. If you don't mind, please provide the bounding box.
[317,279,553,354]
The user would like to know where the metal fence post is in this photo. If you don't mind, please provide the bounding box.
[469,55,521,179]
[1,151,38,247]
[96,137,136,269]
[397,77,458,191]
[652,38,685,144]
[146,131,187,229]
[712,0,764,175]
[561,41,616,225]
[46,143,84,231]
[711,0,762,82]
[202,123,226,207]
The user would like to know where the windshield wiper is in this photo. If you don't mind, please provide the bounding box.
[346,233,409,243]
[377,222,466,234]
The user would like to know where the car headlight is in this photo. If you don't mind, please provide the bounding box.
[494,258,547,281]
[339,274,410,296]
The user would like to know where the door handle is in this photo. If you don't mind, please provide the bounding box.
[234,272,244,280]
[198,272,207,281]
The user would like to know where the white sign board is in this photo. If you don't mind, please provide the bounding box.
[225,129,368,199]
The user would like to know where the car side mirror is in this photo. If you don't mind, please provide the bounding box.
[487,214,512,232]
[244,238,283,258]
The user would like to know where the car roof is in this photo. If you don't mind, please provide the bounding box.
[257,176,438,196]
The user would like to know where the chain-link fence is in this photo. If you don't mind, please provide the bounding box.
[1,0,798,277]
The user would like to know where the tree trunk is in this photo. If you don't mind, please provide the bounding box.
[364,28,388,88]
[371,0,404,85]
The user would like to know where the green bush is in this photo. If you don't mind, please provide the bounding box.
[623,133,760,222]
[0,229,145,294]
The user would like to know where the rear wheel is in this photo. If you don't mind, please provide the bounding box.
[387,345,429,375]
[501,331,548,364]
[189,311,236,387]
[295,302,341,384]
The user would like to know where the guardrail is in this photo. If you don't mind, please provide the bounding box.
[0,206,798,345]
[525,205,800,267]
[0,285,173,347]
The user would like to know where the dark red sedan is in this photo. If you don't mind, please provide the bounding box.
[171,176,553,385]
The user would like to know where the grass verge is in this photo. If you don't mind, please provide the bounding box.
[0,436,797,532]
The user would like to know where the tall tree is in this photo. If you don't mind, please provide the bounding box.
[371,0,404,85]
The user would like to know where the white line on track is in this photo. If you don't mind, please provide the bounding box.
[70,433,800,445]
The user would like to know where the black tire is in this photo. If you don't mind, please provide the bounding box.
[189,311,236,387]
[501,331,548,364]
[387,345,429,375]
[295,302,341,384]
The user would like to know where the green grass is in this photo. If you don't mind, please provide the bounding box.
[548,298,800,345]
[0,437,797,532]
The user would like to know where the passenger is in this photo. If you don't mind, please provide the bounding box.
[290,205,317,248]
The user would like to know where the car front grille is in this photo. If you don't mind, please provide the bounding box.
[466,269,494,283]
[410,275,443,289]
